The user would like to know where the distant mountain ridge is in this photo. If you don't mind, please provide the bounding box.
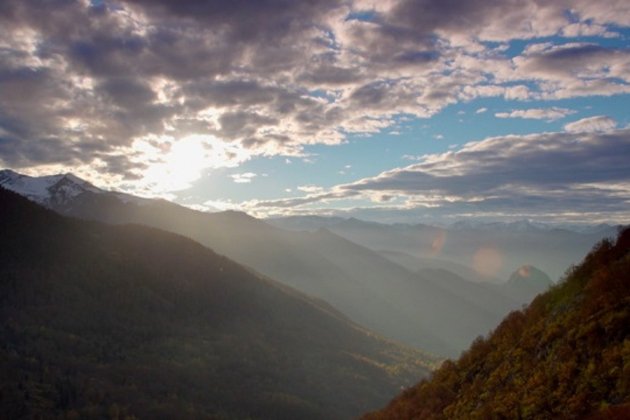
[0,187,433,419]
[1,169,614,238]
[269,214,617,236]
[0,170,563,357]
[269,215,619,281]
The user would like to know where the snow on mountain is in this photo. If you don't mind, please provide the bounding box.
[1,169,621,235]
[553,223,617,234]
[449,219,556,233]
[0,169,161,210]
[0,169,102,205]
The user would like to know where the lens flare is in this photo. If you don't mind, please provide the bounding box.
[431,230,446,256]
[472,247,503,278]
[518,265,531,277]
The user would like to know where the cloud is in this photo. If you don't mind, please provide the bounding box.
[255,127,630,221]
[1,0,630,196]
[231,172,257,184]
[561,22,618,38]
[495,107,575,122]
[512,42,630,98]
[297,185,325,194]
[200,198,241,212]
[402,154,422,161]
[564,116,618,133]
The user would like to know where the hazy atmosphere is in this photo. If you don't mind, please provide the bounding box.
[1,1,629,419]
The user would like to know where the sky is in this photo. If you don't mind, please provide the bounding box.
[1,0,630,224]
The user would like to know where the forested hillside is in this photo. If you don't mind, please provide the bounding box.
[1,171,519,357]
[0,188,433,419]
[365,227,630,419]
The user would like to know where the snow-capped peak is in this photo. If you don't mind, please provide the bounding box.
[0,169,102,205]
[449,219,552,233]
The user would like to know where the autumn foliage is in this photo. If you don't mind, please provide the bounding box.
[365,227,630,419]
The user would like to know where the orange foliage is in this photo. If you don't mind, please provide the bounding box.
[365,227,630,420]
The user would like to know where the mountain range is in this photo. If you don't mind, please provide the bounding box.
[1,170,627,419]
[0,187,434,419]
[268,215,618,282]
[0,169,564,357]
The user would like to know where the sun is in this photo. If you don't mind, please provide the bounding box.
[138,135,208,193]
[162,136,208,181]
[134,134,251,196]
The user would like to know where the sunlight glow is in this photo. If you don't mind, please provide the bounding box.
[134,134,251,195]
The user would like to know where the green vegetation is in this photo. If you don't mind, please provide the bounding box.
[0,188,434,419]
[365,227,630,419]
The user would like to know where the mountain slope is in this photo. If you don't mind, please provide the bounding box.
[504,264,553,302]
[1,170,510,357]
[381,250,552,313]
[0,187,433,420]
[84,197,500,356]
[379,250,503,284]
[0,169,104,207]
[365,227,630,419]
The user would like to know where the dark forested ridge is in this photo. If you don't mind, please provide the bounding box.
[365,227,630,419]
[0,188,434,419]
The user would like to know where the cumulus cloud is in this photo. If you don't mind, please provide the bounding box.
[564,116,618,133]
[256,127,630,221]
[1,0,630,195]
[495,107,575,121]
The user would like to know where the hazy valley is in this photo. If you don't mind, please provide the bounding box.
[3,170,610,358]
[1,170,628,418]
